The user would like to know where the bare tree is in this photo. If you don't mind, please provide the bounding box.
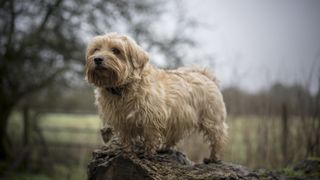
[0,0,195,161]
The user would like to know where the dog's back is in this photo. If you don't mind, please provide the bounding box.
[167,67,219,86]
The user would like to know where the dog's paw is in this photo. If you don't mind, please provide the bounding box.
[203,158,222,164]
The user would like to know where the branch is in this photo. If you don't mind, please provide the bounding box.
[37,0,63,34]
[5,0,16,51]
[306,48,320,90]
[16,67,67,100]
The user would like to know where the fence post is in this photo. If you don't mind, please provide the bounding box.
[281,103,288,165]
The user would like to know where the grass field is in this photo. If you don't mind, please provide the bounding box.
[6,112,314,179]
[7,113,102,180]
[178,115,267,164]
[40,114,101,145]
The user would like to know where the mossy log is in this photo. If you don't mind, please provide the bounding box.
[87,129,319,180]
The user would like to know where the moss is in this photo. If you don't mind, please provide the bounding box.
[280,159,320,178]
[281,167,304,177]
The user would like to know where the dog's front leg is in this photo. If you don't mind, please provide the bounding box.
[141,127,162,158]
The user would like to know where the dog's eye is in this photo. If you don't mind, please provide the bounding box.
[93,48,100,52]
[111,48,121,55]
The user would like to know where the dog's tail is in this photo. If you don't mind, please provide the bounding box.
[182,67,220,87]
[199,68,219,87]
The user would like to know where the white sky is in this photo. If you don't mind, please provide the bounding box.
[179,0,320,94]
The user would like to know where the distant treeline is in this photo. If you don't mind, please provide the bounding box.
[20,82,319,117]
[223,83,318,116]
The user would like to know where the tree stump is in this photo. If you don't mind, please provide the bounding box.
[87,128,319,180]
[87,138,274,179]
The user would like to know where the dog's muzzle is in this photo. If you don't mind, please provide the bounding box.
[94,57,104,66]
[93,56,107,70]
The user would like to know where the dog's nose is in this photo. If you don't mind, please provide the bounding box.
[94,57,104,65]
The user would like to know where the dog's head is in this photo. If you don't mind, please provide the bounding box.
[85,33,149,87]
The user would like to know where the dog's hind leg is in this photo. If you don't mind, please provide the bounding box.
[199,106,228,163]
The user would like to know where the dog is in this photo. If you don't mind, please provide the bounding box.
[85,33,228,163]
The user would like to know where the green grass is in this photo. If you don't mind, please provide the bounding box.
[8,112,102,144]
[40,113,101,145]
[178,115,311,169]
[40,113,101,129]
[6,112,102,180]
[6,112,317,178]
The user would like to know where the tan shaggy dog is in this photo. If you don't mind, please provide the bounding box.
[85,33,228,163]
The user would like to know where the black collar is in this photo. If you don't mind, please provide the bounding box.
[106,86,125,96]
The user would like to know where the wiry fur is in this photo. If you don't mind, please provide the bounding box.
[85,33,228,161]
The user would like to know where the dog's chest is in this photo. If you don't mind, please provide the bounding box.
[96,88,168,124]
[100,95,133,117]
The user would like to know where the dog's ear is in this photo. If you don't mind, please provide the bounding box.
[123,35,149,69]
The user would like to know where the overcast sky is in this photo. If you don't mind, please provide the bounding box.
[179,0,320,94]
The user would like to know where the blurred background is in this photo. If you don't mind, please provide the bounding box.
[0,0,319,179]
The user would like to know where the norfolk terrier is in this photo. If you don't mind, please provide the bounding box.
[85,33,228,163]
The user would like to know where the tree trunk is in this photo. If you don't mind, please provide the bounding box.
[88,128,279,180]
[0,102,14,161]
[88,129,320,180]
[23,106,30,146]
[22,106,31,169]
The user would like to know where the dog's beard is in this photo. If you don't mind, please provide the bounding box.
[87,68,117,87]
[86,62,128,88]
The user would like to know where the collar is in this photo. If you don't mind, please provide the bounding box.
[106,86,125,96]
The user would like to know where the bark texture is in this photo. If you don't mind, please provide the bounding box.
[87,137,273,180]
[87,128,320,180]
